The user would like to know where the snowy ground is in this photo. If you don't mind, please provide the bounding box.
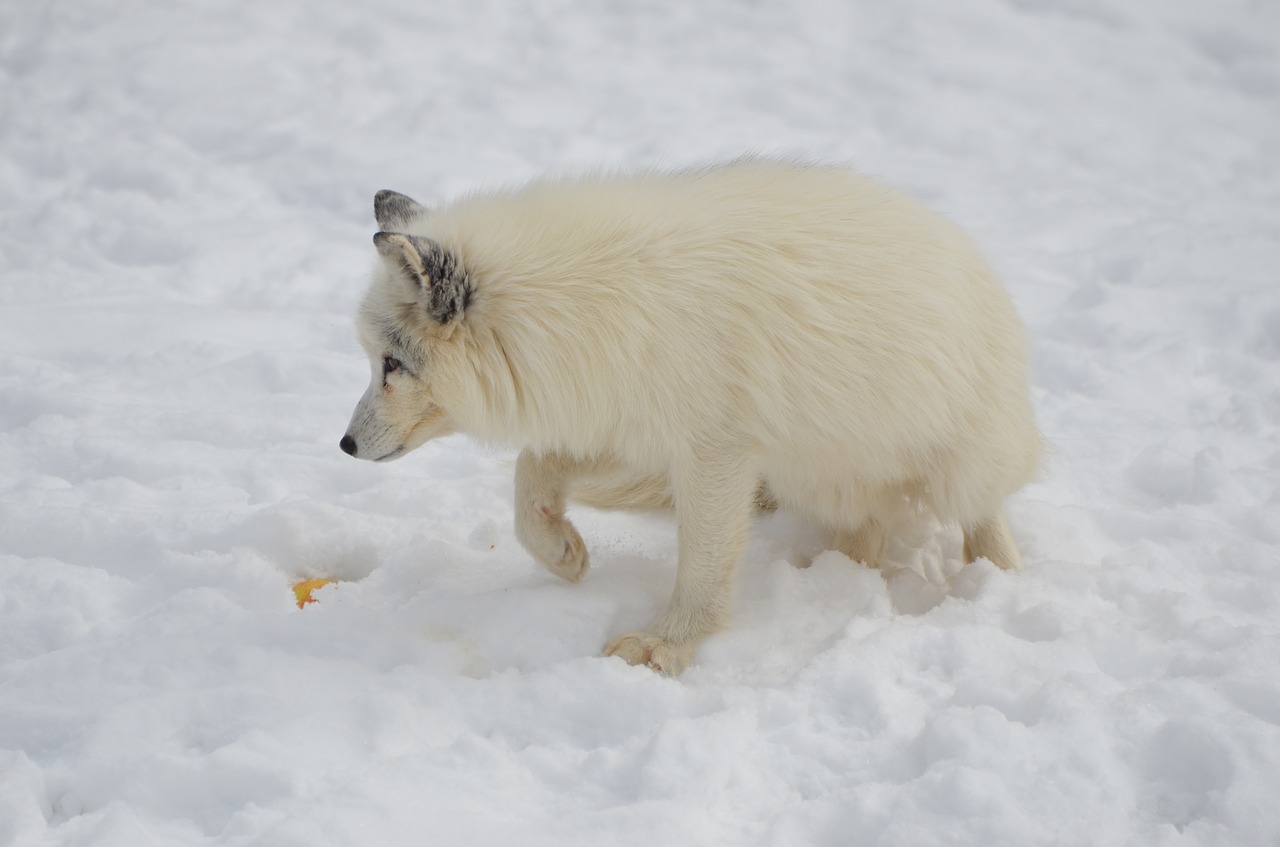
[2,1,1279,844]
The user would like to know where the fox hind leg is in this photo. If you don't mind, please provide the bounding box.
[833,516,887,569]
[962,509,1022,570]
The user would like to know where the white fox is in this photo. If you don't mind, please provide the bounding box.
[341,158,1041,674]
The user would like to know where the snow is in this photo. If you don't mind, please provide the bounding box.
[2,0,1279,844]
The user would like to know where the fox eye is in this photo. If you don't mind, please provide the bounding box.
[382,356,402,376]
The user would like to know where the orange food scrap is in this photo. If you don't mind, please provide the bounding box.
[293,578,335,608]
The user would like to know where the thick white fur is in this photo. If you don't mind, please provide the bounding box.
[345,158,1042,674]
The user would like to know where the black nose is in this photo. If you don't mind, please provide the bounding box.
[339,435,357,456]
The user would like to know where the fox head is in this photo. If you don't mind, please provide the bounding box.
[340,190,473,461]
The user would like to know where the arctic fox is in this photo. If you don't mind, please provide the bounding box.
[341,158,1041,674]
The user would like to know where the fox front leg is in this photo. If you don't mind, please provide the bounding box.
[605,450,757,674]
[514,449,593,583]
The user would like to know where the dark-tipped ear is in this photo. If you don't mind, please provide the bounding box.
[374,190,428,230]
[373,232,471,324]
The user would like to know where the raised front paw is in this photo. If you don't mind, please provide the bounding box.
[515,505,589,583]
[604,631,696,675]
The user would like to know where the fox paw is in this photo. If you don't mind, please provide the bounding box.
[516,506,589,583]
[604,632,695,675]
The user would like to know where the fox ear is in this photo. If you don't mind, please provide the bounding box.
[374,190,428,230]
[373,232,471,324]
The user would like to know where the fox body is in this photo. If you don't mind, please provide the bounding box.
[341,159,1041,673]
